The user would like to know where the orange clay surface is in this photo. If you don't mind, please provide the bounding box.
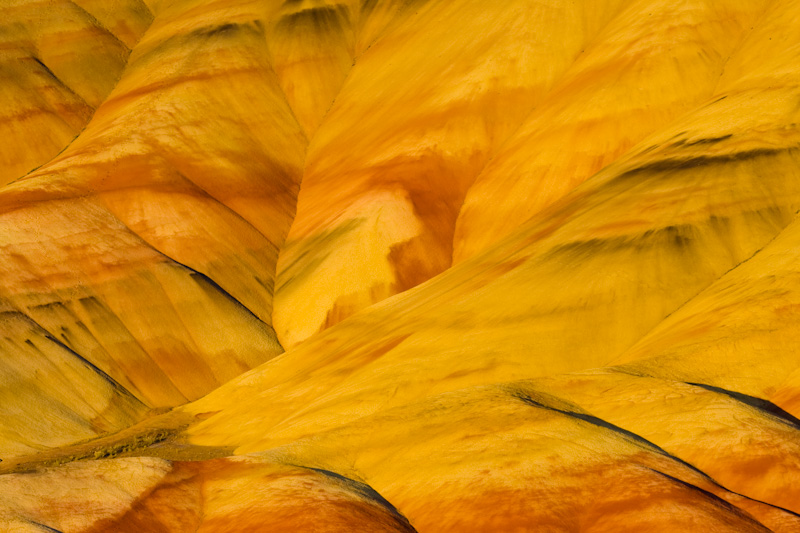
[2,0,800,531]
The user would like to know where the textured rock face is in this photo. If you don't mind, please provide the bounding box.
[0,456,417,532]
[2,0,800,531]
[0,0,152,186]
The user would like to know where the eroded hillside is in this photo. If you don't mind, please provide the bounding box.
[2,0,800,531]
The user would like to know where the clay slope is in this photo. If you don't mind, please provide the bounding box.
[0,0,311,455]
[2,0,800,531]
[0,0,152,186]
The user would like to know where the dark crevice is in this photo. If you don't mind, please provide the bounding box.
[685,382,800,429]
[5,309,145,408]
[515,377,800,520]
[513,391,654,448]
[150,249,282,349]
[511,390,711,479]
[28,522,64,533]
[29,57,91,107]
[615,148,787,181]
[288,464,418,532]
[187,21,263,41]
[685,133,733,146]
[189,270,277,335]
[641,467,776,532]
[172,171,278,249]
[96,185,282,349]
[43,333,142,403]
[6,0,156,188]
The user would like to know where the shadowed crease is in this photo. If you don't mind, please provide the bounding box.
[686,382,800,430]
[29,522,64,533]
[286,464,418,532]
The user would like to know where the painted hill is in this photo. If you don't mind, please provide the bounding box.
[2,0,800,531]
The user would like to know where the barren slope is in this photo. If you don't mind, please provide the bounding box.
[2,0,800,531]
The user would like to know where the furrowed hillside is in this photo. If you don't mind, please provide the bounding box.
[2,0,800,531]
